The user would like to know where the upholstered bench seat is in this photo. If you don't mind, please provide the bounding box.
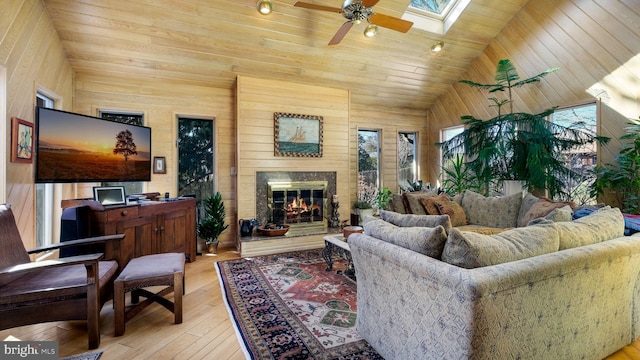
[114,253,185,336]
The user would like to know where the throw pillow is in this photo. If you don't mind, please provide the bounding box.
[554,207,625,250]
[519,198,575,227]
[378,209,452,233]
[389,194,407,214]
[517,192,540,227]
[461,190,523,229]
[364,218,448,258]
[433,199,467,226]
[402,191,439,215]
[418,193,450,215]
[441,224,560,269]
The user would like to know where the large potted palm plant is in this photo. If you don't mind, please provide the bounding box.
[197,192,228,254]
[439,59,608,198]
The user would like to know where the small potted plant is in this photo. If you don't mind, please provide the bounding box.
[197,192,229,254]
[375,187,393,213]
[353,200,374,224]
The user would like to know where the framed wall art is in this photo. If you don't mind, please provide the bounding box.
[11,117,34,163]
[153,156,166,174]
[274,112,323,157]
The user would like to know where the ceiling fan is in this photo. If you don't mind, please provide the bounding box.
[294,0,414,45]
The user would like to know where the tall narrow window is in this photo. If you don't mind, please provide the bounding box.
[550,103,598,204]
[35,93,55,248]
[439,125,464,187]
[357,129,380,205]
[177,117,215,224]
[398,132,417,191]
[98,111,145,195]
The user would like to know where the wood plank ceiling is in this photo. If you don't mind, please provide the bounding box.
[42,0,529,110]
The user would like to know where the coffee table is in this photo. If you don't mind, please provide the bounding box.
[322,234,355,280]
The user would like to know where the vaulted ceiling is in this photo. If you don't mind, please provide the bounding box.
[42,0,529,110]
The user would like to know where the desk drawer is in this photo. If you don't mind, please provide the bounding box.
[107,206,139,221]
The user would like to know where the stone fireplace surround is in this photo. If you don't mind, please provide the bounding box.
[255,171,337,236]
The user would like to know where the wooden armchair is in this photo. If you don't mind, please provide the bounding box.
[0,204,125,349]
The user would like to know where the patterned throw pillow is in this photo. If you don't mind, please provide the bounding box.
[461,190,522,229]
[389,194,407,214]
[517,192,540,227]
[519,198,575,227]
[433,199,467,227]
[554,207,625,250]
[378,209,452,233]
[402,191,439,215]
[441,224,560,269]
[418,194,450,215]
[364,218,448,258]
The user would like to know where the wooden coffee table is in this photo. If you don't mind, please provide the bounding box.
[322,235,355,280]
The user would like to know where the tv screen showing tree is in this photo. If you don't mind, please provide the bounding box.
[35,107,152,183]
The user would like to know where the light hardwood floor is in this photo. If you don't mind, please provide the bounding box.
[0,246,244,360]
[1,245,638,360]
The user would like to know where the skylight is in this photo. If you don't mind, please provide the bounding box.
[402,0,470,34]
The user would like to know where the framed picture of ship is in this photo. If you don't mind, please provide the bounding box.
[274,113,323,157]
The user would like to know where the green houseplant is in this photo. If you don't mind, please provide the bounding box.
[197,192,229,253]
[591,119,640,214]
[438,59,608,198]
[375,187,393,211]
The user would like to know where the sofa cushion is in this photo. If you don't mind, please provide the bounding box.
[441,224,560,269]
[461,190,522,228]
[402,191,439,215]
[378,209,452,233]
[519,198,575,227]
[364,218,447,258]
[418,194,450,215]
[434,198,467,226]
[554,207,625,250]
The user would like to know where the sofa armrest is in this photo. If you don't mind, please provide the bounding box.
[0,253,104,277]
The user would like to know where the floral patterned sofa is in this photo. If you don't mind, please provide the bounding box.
[349,207,640,359]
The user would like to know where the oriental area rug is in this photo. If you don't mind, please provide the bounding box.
[215,249,382,360]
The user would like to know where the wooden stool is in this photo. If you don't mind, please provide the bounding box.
[114,253,185,336]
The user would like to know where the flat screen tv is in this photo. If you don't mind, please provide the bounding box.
[35,107,152,183]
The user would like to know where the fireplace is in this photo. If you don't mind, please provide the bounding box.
[268,181,327,235]
[256,171,336,237]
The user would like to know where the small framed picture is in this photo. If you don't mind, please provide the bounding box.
[153,156,166,174]
[11,117,34,163]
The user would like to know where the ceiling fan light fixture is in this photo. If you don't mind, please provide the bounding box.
[431,41,444,53]
[257,0,273,15]
[364,24,378,38]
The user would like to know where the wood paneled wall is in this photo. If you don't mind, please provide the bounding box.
[73,74,236,247]
[1,0,74,247]
[426,0,640,183]
[235,76,350,245]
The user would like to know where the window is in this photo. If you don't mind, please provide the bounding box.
[98,110,145,195]
[550,103,598,204]
[398,132,417,191]
[403,0,471,34]
[35,93,55,248]
[357,129,380,205]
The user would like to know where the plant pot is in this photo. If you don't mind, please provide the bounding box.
[357,208,374,224]
[503,180,524,196]
[207,242,219,254]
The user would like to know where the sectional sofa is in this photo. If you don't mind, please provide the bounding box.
[350,196,640,359]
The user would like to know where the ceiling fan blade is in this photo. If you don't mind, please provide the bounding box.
[329,21,354,45]
[293,1,343,13]
[369,13,414,33]
[362,0,380,7]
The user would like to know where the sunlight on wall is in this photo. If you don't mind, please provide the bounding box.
[588,53,640,120]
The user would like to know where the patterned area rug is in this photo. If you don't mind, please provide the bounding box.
[216,249,382,359]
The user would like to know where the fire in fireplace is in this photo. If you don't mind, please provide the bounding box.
[268,181,327,235]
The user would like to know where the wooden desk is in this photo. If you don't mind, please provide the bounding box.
[61,197,197,271]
